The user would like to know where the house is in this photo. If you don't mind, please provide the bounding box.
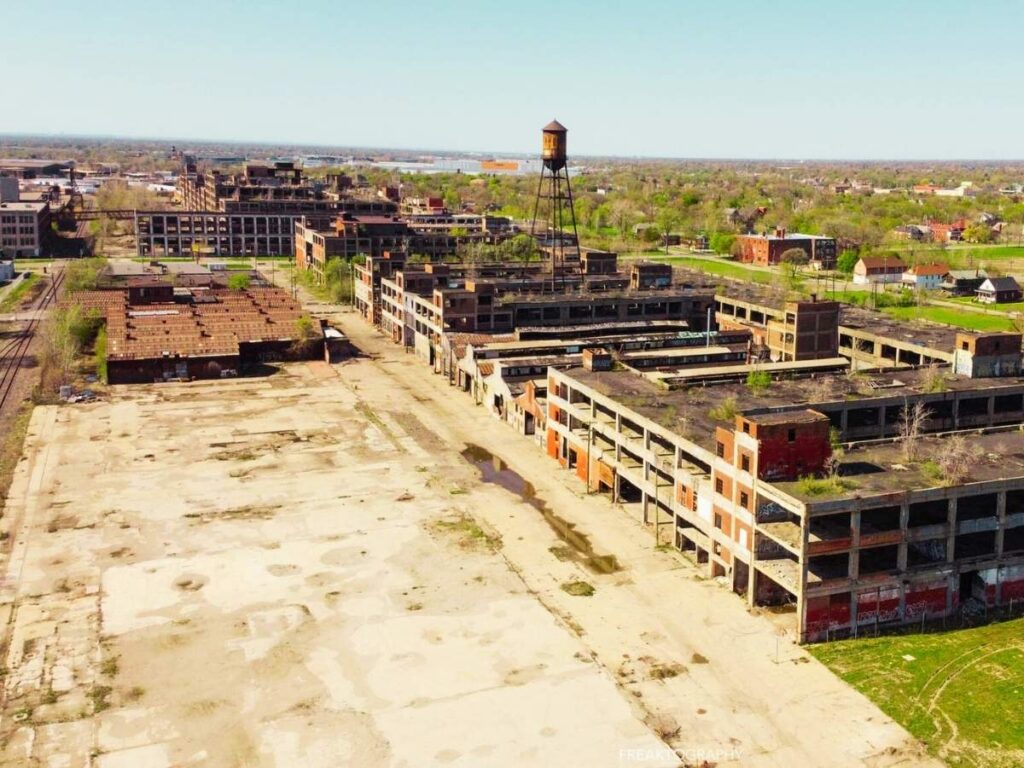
[929,220,967,243]
[892,224,931,242]
[902,263,948,290]
[977,276,1023,305]
[942,269,987,296]
[852,255,906,285]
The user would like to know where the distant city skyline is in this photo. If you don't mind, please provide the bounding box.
[3,0,1023,160]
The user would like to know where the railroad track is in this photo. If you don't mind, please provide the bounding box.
[0,267,66,413]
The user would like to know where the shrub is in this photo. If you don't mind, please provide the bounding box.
[95,326,107,383]
[708,396,738,422]
[796,475,856,497]
[746,370,771,394]
[228,273,251,290]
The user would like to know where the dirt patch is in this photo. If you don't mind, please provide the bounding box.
[184,504,281,523]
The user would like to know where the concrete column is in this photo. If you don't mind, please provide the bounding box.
[947,497,958,561]
[898,502,910,570]
[996,491,1007,557]
[850,510,861,580]
[850,591,859,636]
[877,406,886,439]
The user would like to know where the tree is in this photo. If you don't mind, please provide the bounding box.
[836,250,859,274]
[963,222,993,244]
[497,233,539,262]
[709,232,736,255]
[780,247,810,269]
[897,400,931,462]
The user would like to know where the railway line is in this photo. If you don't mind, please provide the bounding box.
[0,266,65,413]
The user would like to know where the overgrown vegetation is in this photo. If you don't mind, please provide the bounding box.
[745,369,772,394]
[795,475,856,497]
[0,402,33,506]
[297,255,365,303]
[94,326,108,383]
[39,304,104,389]
[227,272,251,290]
[708,396,738,422]
[63,258,106,293]
[0,273,40,313]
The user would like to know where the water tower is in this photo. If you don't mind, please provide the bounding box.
[530,120,579,287]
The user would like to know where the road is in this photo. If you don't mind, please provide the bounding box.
[326,309,941,767]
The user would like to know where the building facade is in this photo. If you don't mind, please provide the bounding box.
[0,201,50,258]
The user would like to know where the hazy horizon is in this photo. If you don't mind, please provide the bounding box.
[3,0,1024,161]
[4,132,1024,166]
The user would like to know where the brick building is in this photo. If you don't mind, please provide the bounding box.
[736,227,836,268]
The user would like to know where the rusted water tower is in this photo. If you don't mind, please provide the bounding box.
[541,120,568,170]
[530,119,579,287]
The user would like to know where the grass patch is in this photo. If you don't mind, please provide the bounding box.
[0,272,40,312]
[431,514,501,551]
[795,475,856,497]
[810,617,1024,768]
[921,459,945,485]
[100,656,119,677]
[652,255,773,284]
[883,305,1017,332]
[949,295,1024,313]
[0,402,34,506]
[560,580,595,597]
[88,685,113,713]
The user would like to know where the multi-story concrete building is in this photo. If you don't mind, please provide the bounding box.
[352,238,1024,643]
[544,330,1024,642]
[135,158,398,258]
[360,252,716,372]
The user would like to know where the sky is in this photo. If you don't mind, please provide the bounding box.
[2,0,1023,160]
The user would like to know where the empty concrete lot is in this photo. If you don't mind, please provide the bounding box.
[0,338,940,767]
[0,365,668,767]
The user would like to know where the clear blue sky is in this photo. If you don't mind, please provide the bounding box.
[3,0,1022,159]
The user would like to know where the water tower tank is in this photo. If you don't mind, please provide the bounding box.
[542,119,568,170]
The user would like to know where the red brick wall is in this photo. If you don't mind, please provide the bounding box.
[755,421,831,481]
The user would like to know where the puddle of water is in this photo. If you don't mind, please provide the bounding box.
[460,444,621,574]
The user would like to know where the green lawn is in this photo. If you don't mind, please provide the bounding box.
[650,255,774,284]
[883,305,1017,332]
[0,273,40,313]
[948,296,1024,313]
[811,618,1024,768]
[890,245,1024,269]
[823,291,1017,331]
